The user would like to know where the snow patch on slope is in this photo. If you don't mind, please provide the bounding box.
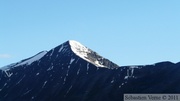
[1,51,47,70]
[16,51,47,66]
[69,40,106,67]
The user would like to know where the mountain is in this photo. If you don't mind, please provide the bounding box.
[0,40,180,101]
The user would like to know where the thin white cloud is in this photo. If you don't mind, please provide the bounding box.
[0,54,12,58]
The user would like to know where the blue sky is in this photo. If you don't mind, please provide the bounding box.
[0,0,180,67]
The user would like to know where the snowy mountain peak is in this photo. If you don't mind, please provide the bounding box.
[68,40,119,68]
[69,40,91,59]
[0,40,119,70]
[69,40,105,67]
[69,40,89,55]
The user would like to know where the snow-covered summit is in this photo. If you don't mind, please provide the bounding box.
[68,40,119,68]
[69,40,105,67]
[69,40,90,58]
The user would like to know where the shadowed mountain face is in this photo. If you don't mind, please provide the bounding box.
[0,40,180,101]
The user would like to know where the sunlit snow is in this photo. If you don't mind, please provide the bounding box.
[69,40,106,67]
[1,51,47,70]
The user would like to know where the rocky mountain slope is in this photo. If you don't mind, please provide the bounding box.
[0,40,180,101]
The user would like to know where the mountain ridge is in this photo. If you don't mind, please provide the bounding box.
[1,40,119,71]
[0,40,180,101]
